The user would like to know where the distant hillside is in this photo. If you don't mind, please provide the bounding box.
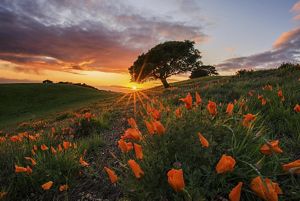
[0,83,120,127]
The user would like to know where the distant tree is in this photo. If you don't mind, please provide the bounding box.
[235,69,254,77]
[129,40,202,88]
[189,65,218,79]
[42,79,53,84]
[278,62,300,70]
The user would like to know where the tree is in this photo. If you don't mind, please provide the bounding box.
[189,65,218,79]
[129,40,202,88]
[42,79,53,84]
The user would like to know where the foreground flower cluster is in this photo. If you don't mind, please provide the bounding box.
[104,85,300,201]
[0,112,97,200]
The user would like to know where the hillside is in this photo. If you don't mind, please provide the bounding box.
[0,83,120,127]
[0,66,299,201]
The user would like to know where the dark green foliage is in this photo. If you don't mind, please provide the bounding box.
[189,65,218,78]
[129,40,202,88]
[236,69,254,76]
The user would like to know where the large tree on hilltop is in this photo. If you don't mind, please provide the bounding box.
[128,40,202,88]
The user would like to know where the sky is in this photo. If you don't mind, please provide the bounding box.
[0,0,300,92]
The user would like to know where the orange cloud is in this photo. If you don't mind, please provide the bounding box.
[273,27,300,49]
[293,14,300,21]
[291,1,300,12]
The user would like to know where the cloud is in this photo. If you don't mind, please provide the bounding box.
[294,14,300,20]
[0,77,39,83]
[0,0,207,74]
[291,1,300,12]
[217,27,300,72]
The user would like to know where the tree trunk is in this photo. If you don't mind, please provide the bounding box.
[161,78,170,88]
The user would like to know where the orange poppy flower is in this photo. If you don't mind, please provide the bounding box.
[258,95,263,100]
[122,128,143,141]
[207,101,217,116]
[282,159,300,174]
[28,135,37,141]
[294,104,300,113]
[128,118,138,128]
[134,143,143,160]
[179,93,193,109]
[63,141,71,150]
[144,120,155,135]
[79,156,89,167]
[175,108,182,118]
[229,182,243,201]
[58,144,63,152]
[41,181,53,190]
[261,98,267,106]
[118,139,133,153]
[33,145,38,151]
[59,184,69,191]
[10,135,22,142]
[128,159,144,178]
[152,121,165,135]
[151,109,161,120]
[277,89,284,101]
[198,132,209,148]
[216,154,236,174]
[167,169,185,192]
[260,140,283,155]
[51,146,57,154]
[226,103,234,115]
[84,112,93,120]
[250,176,282,201]
[0,137,6,143]
[31,149,36,155]
[104,167,118,183]
[195,92,202,105]
[24,157,37,166]
[41,144,48,151]
[242,113,256,127]
[15,165,27,173]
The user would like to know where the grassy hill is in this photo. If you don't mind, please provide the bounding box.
[0,83,120,127]
[0,66,300,201]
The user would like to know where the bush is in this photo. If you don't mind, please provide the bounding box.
[235,69,254,76]
[190,65,218,79]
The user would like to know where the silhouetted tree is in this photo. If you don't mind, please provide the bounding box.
[42,80,53,84]
[129,40,202,88]
[189,65,218,79]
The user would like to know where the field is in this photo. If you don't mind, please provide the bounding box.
[0,83,119,128]
[0,66,300,201]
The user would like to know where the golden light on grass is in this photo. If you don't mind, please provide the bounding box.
[132,85,137,91]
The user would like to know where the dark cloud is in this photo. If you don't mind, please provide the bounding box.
[0,0,206,73]
[217,27,300,72]
[0,77,39,83]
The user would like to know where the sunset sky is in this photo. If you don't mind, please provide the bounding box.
[0,0,300,92]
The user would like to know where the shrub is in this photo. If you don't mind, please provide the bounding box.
[235,69,254,76]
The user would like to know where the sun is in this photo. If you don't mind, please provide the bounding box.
[131,85,137,91]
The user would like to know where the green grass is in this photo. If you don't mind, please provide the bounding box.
[0,66,300,200]
[117,66,300,201]
[0,83,120,128]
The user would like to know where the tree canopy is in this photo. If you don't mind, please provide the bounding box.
[189,65,218,79]
[129,40,202,88]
